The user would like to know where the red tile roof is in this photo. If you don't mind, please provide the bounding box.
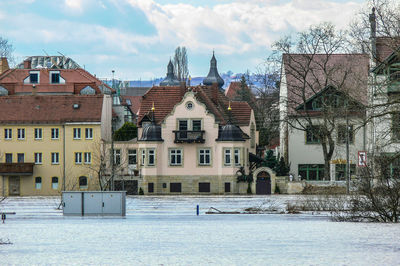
[137,85,252,126]
[0,68,113,95]
[376,37,400,63]
[282,53,369,115]
[121,95,142,115]
[0,95,104,124]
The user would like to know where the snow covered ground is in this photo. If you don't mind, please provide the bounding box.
[1,195,400,265]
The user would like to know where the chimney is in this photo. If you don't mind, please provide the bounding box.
[180,81,187,97]
[0,57,10,74]
[24,59,32,69]
[212,82,218,104]
[369,7,377,64]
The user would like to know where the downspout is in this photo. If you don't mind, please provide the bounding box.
[63,124,66,192]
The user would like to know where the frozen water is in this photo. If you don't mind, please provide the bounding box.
[1,195,400,265]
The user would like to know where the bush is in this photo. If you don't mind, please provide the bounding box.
[274,157,290,176]
[275,184,281,194]
[139,187,144,195]
[113,122,137,141]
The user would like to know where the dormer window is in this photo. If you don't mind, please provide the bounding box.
[30,72,39,84]
[51,72,60,84]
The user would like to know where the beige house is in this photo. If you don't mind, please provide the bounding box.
[0,94,112,196]
[106,54,272,195]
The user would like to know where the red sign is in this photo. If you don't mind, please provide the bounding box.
[358,151,367,167]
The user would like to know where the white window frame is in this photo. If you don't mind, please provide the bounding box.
[75,152,82,164]
[234,148,241,166]
[17,128,25,140]
[128,149,137,165]
[148,149,155,166]
[84,152,91,164]
[73,128,81,139]
[34,128,42,140]
[141,149,146,166]
[85,128,93,139]
[35,177,42,190]
[51,152,59,164]
[51,128,59,139]
[169,149,182,166]
[199,149,211,166]
[34,152,42,164]
[50,71,60,84]
[4,128,12,140]
[29,71,39,84]
[224,149,232,166]
[52,177,59,190]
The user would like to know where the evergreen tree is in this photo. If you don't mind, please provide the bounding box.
[274,157,290,176]
[113,122,137,141]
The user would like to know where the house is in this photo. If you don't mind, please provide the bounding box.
[0,94,112,196]
[105,54,274,195]
[279,52,369,182]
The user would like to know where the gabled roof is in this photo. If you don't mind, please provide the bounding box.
[121,95,142,115]
[282,53,369,114]
[0,68,114,95]
[137,85,252,126]
[0,95,104,124]
[372,37,400,73]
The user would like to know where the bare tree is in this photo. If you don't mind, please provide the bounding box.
[0,36,14,65]
[276,22,368,180]
[173,46,189,82]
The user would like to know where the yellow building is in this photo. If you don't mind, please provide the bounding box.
[0,94,112,196]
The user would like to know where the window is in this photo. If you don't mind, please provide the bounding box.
[225,182,231,193]
[170,149,182,166]
[34,153,42,164]
[192,120,201,131]
[35,177,42,190]
[52,177,59,190]
[51,72,60,84]
[73,128,81,139]
[234,148,241,166]
[75,152,82,164]
[84,152,91,164]
[34,128,42,140]
[4,128,12,140]
[337,125,354,144]
[30,72,39,83]
[335,164,356,181]
[306,126,321,144]
[85,128,93,139]
[5,153,12,163]
[224,149,231,165]
[79,176,88,189]
[51,128,59,139]
[17,153,24,163]
[199,149,211,166]
[141,149,146,166]
[178,120,188,139]
[51,152,59,164]
[170,183,182,193]
[298,164,326,181]
[128,149,137,165]
[148,183,154,193]
[17,128,25,140]
[199,182,210,192]
[186,101,194,110]
[148,149,155,166]
[113,149,121,165]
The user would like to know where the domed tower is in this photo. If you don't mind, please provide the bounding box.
[160,60,180,86]
[203,52,224,89]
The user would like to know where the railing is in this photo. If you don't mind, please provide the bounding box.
[173,130,205,143]
[0,163,35,175]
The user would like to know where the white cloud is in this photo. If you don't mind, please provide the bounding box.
[64,0,84,12]
[127,0,363,54]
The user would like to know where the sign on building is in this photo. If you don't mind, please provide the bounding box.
[358,151,367,167]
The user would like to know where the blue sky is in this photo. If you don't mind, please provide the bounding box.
[0,0,367,80]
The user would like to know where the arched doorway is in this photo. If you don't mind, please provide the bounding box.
[256,171,271,195]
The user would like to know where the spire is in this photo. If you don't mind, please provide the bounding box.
[160,59,180,86]
[203,51,224,88]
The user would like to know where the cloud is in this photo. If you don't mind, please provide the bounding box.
[127,0,363,54]
[64,0,84,12]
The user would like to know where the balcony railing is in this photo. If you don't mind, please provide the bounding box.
[0,163,35,175]
[173,130,205,143]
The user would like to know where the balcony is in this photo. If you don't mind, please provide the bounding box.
[0,163,35,175]
[173,130,205,143]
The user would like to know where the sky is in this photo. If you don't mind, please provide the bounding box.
[0,0,367,80]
